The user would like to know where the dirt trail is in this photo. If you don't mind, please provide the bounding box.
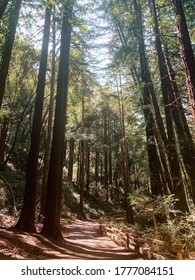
[61,219,144,259]
[0,218,145,260]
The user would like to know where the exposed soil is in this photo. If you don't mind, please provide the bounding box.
[0,215,145,260]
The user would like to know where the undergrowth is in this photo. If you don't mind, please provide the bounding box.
[1,166,195,258]
[62,179,120,220]
[130,189,195,256]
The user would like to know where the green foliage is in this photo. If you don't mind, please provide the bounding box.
[152,194,179,216]
[131,191,179,222]
[184,0,195,42]
[0,169,25,214]
[131,191,195,253]
[63,179,80,213]
[130,189,152,212]
[0,180,7,209]
[62,179,119,219]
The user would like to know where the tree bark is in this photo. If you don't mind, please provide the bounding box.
[117,2,174,195]
[14,5,51,232]
[117,76,134,224]
[133,0,164,197]
[41,2,73,240]
[79,80,85,214]
[172,0,195,123]
[85,140,90,194]
[162,40,193,147]
[95,148,99,190]
[103,115,109,202]
[151,0,189,212]
[68,138,74,181]
[108,147,112,185]
[94,119,99,193]
[79,139,85,213]
[40,14,56,217]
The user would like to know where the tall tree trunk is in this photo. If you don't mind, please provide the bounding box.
[40,15,56,217]
[68,138,74,181]
[41,2,73,240]
[117,77,134,224]
[14,5,51,232]
[79,80,85,214]
[151,0,189,212]
[108,147,112,185]
[133,0,164,197]
[100,153,103,186]
[163,43,195,205]
[104,116,109,202]
[117,4,174,195]
[85,139,90,194]
[108,119,113,185]
[0,0,22,108]
[172,0,195,123]
[114,119,120,202]
[77,142,80,183]
[162,40,193,147]
[95,148,99,192]
[94,119,99,193]
[79,139,85,213]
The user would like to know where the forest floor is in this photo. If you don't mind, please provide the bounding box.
[0,215,145,260]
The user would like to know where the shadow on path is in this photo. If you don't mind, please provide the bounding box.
[59,219,145,260]
[0,220,145,259]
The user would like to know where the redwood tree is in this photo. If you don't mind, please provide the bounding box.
[133,0,164,196]
[14,4,52,232]
[117,77,134,224]
[40,14,56,218]
[172,0,195,123]
[79,81,85,214]
[151,0,189,212]
[41,1,73,240]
